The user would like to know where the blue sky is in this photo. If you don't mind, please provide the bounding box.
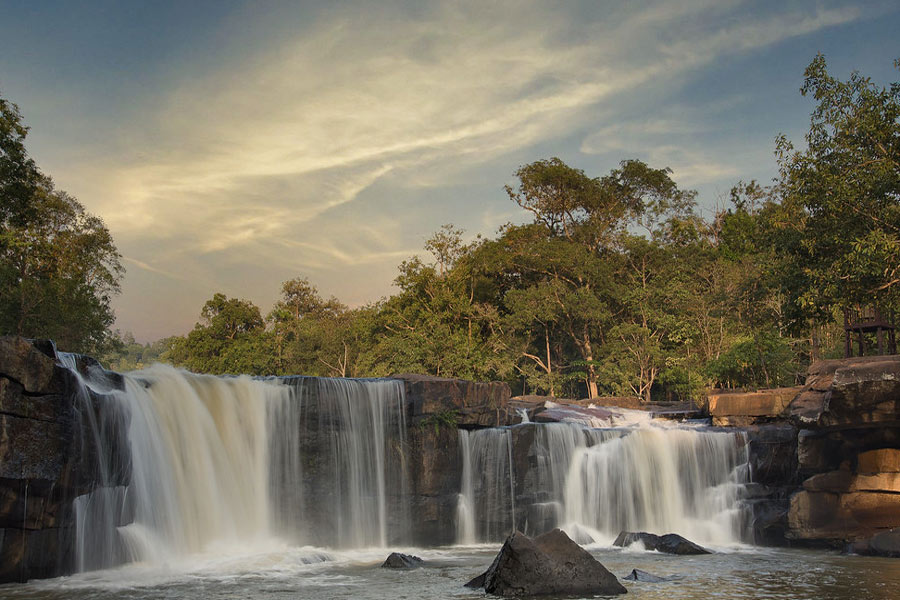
[1,0,898,341]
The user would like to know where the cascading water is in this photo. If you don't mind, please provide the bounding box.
[458,421,749,547]
[61,353,749,577]
[455,428,516,543]
[269,377,408,548]
[560,425,749,545]
[65,361,408,572]
[113,366,280,562]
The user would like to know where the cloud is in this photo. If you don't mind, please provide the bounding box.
[39,0,865,339]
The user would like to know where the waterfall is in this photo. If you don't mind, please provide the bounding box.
[269,377,408,548]
[559,425,749,545]
[456,430,476,545]
[458,422,749,546]
[455,428,516,543]
[61,355,748,575]
[65,362,407,571]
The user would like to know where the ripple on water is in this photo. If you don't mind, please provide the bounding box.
[2,546,899,600]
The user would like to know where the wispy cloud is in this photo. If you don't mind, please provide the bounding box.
[37,0,866,338]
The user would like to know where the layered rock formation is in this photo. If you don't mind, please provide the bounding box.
[0,337,128,582]
[783,356,900,549]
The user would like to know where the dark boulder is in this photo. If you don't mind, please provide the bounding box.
[846,528,900,558]
[381,552,424,568]
[613,531,711,555]
[623,568,675,582]
[466,529,626,597]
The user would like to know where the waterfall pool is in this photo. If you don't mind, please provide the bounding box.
[2,544,898,599]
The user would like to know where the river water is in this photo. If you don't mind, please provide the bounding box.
[3,543,898,600]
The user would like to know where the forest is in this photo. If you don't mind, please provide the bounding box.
[3,55,899,401]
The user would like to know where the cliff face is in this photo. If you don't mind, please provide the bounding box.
[0,337,86,582]
[709,355,900,550]
[783,356,900,549]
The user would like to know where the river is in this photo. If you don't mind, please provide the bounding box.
[3,543,898,599]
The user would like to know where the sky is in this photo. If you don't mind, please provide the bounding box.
[1,0,898,342]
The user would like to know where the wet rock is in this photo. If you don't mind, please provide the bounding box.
[613,531,711,555]
[623,568,675,582]
[467,529,626,597]
[846,528,900,557]
[381,552,423,568]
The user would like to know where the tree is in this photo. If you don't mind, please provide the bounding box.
[0,94,123,353]
[269,277,350,376]
[775,55,900,324]
[498,158,696,399]
[166,293,273,374]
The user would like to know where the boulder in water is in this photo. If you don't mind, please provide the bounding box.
[623,568,676,582]
[846,528,900,558]
[466,529,626,596]
[381,552,424,568]
[614,531,711,555]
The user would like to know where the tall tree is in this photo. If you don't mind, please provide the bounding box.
[166,293,272,374]
[0,94,123,353]
[775,55,900,324]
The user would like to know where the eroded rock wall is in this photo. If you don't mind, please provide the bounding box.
[782,356,900,549]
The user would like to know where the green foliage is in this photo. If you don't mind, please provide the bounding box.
[705,331,798,390]
[100,331,175,371]
[0,93,123,354]
[418,409,459,434]
[775,54,900,324]
[165,293,274,375]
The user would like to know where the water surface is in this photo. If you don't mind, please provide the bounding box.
[3,545,898,600]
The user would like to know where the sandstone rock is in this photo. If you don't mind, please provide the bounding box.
[789,490,900,540]
[467,529,626,597]
[712,415,756,427]
[787,491,842,539]
[708,388,799,418]
[809,374,834,392]
[381,552,423,568]
[0,413,68,480]
[820,357,900,428]
[786,390,827,422]
[851,472,900,493]
[747,497,790,545]
[797,431,828,472]
[0,378,68,423]
[745,424,799,487]
[857,448,900,473]
[395,374,512,427]
[802,470,853,492]
[613,531,710,554]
